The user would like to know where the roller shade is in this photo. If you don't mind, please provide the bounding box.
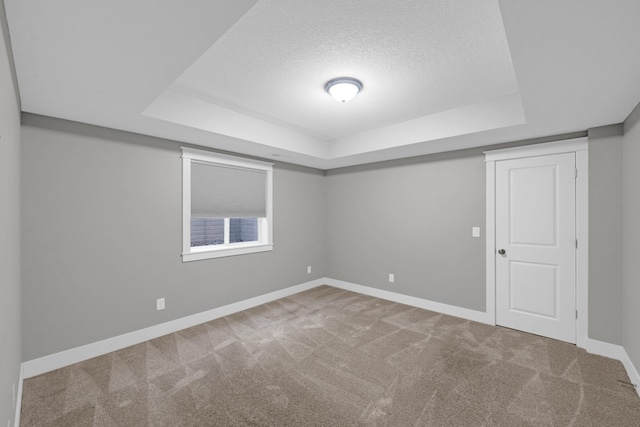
[191,161,267,218]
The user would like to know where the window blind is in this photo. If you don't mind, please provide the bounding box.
[191,161,267,218]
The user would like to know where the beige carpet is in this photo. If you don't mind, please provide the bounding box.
[21,285,640,426]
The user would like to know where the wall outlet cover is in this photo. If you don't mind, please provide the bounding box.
[156,298,165,310]
[389,273,395,283]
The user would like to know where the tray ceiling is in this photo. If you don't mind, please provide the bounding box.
[5,0,640,169]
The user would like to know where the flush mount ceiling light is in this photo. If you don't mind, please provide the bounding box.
[325,77,362,103]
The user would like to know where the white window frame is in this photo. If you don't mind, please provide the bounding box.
[181,147,273,262]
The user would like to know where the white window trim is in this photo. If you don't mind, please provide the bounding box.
[181,147,273,262]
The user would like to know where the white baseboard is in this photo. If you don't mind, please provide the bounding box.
[584,338,640,398]
[22,278,326,378]
[324,278,493,325]
[21,275,639,403]
[583,338,626,360]
[621,350,640,398]
[14,364,23,427]
[20,277,493,378]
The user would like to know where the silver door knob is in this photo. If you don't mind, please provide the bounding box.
[498,249,506,255]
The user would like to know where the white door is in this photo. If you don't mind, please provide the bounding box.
[495,152,576,343]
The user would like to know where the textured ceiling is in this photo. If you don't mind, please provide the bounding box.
[169,0,518,140]
[5,0,640,169]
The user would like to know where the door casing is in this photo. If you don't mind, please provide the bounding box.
[485,138,588,347]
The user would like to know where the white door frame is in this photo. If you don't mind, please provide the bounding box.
[485,137,589,348]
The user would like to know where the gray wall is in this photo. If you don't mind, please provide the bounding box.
[587,125,623,344]
[18,110,634,363]
[622,102,640,375]
[0,1,21,424]
[325,131,625,347]
[326,149,487,311]
[21,114,327,360]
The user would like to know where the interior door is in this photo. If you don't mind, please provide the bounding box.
[495,152,576,343]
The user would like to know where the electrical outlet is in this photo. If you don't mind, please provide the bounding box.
[307,266,312,274]
[156,298,165,311]
[389,273,395,283]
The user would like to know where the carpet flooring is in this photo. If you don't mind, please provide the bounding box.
[21,285,640,426]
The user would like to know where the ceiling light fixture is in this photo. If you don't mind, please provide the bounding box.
[325,77,362,103]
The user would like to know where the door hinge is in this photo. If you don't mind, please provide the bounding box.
[575,168,578,179]
[576,239,578,249]
[576,310,578,319]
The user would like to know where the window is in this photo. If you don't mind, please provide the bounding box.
[182,147,273,261]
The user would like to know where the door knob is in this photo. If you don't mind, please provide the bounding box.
[498,249,506,255]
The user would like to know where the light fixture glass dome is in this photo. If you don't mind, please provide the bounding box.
[325,77,362,103]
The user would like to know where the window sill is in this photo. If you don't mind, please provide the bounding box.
[182,243,273,262]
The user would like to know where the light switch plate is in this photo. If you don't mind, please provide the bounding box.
[472,227,480,237]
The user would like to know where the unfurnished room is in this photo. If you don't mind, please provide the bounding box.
[1,1,640,426]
